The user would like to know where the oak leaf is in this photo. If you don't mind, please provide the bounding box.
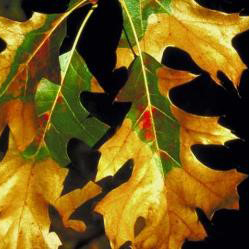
[95,53,246,249]
[0,134,101,248]
[118,0,249,85]
[29,49,107,166]
[0,1,106,248]
[0,0,93,150]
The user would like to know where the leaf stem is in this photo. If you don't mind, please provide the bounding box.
[66,3,98,72]
[63,3,97,78]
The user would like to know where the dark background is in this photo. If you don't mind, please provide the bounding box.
[1,0,249,248]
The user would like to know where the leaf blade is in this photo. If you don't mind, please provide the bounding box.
[95,54,245,249]
[118,0,249,85]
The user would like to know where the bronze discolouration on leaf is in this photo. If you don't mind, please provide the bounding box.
[0,13,47,86]
[0,0,248,248]
[0,12,59,148]
[0,1,105,248]
[0,0,93,149]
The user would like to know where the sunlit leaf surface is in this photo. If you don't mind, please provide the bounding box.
[0,0,248,248]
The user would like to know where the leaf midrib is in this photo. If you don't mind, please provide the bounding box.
[121,0,165,172]
[0,0,89,98]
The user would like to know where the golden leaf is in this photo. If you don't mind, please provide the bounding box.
[0,134,101,248]
[118,0,249,85]
[55,181,101,232]
[95,65,246,249]
[0,135,66,248]
[0,12,46,148]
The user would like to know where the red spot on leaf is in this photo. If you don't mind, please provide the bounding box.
[38,113,50,127]
[143,111,152,130]
[35,113,50,144]
[42,113,50,121]
[141,108,156,141]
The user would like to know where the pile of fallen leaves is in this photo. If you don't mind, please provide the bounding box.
[0,0,248,248]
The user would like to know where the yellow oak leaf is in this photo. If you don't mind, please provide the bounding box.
[0,135,66,248]
[95,61,246,249]
[95,120,244,249]
[0,134,101,249]
[0,100,37,151]
[0,12,46,149]
[118,0,249,85]
[54,181,101,232]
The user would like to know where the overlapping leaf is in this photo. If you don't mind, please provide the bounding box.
[93,2,249,248]
[95,53,246,249]
[0,134,101,248]
[0,0,94,149]
[0,1,107,248]
[0,135,66,248]
[118,0,249,85]
[1,0,248,248]
[27,50,107,166]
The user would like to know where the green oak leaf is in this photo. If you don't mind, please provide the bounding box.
[30,50,108,166]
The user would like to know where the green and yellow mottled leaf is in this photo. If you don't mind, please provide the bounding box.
[26,50,108,166]
[119,0,171,47]
[95,53,246,249]
[0,0,108,168]
[0,0,93,149]
[0,1,106,248]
